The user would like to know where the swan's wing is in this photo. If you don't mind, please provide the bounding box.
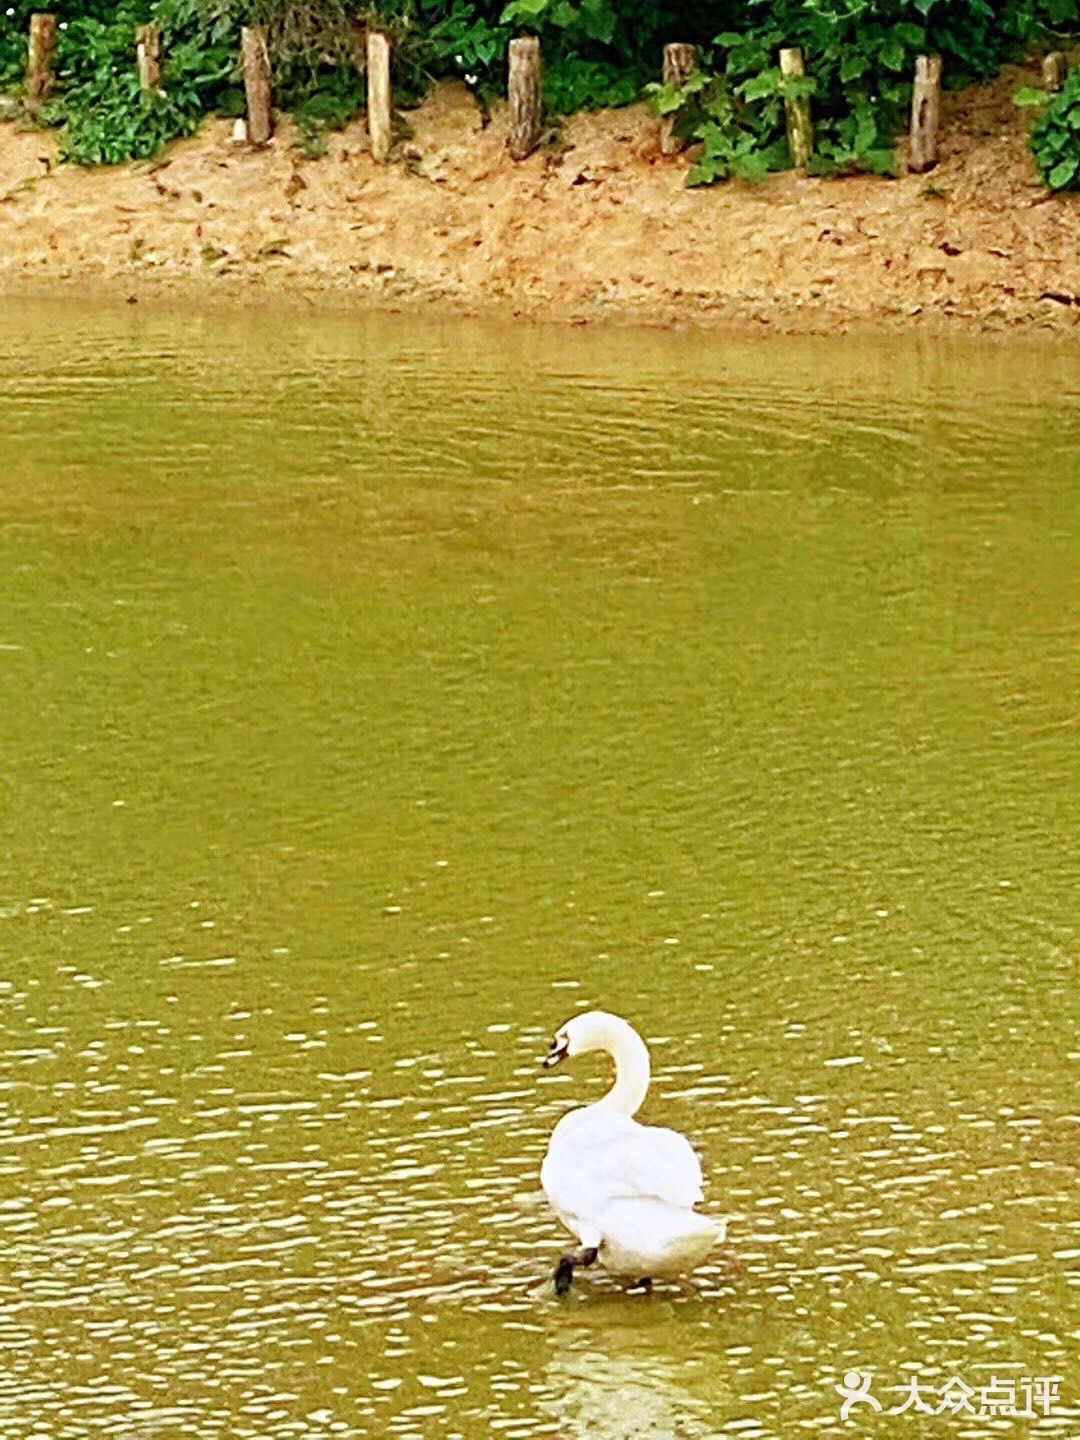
[607,1121,705,1209]
[543,1111,704,1219]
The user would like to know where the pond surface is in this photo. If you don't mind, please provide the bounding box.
[0,302,1077,1440]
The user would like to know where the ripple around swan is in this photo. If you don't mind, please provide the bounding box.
[1,303,1078,1439]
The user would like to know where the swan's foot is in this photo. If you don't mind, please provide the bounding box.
[553,1246,598,1296]
[554,1257,574,1296]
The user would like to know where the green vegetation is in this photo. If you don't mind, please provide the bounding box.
[44,4,238,164]
[647,4,1079,184]
[0,0,366,163]
[1016,65,1080,188]
[0,0,1077,182]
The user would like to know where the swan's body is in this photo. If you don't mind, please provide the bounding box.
[540,1011,724,1290]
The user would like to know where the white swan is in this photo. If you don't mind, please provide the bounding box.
[540,1010,725,1294]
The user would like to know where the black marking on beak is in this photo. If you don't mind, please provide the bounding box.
[543,1034,569,1068]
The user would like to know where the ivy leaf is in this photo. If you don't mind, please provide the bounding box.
[879,36,906,72]
[1013,86,1049,107]
[781,74,816,101]
[806,152,840,176]
[648,81,684,115]
[733,149,769,183]
[1047,156,1079,188]
[859,147,901,176]
[696,120,732,152]
[500,0,549,21]
[854,108,879,152]
[759,137,793,171]
[738,69,781,102]
[892,23,926,47]
[579,0,615,45]
[687,154,729,187]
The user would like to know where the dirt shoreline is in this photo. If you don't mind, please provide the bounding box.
[1,64,1078,335]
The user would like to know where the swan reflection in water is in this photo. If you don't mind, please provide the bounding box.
[540,1321,719,1440]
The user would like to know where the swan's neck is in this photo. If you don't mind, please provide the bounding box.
[596,1020,650,1116]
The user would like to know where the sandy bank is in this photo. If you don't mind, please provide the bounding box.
[1,65,1078,334]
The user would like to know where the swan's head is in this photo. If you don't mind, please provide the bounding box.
[542,1010,630,1068]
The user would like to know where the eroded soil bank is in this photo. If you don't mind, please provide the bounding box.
[1,64,1078,333]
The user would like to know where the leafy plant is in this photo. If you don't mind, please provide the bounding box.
[501,0,617,49]
[291,66,366,154]
[1016,67,1080,189]
[649,67,785,183]
[51,72,199,163]
[43,3,236,164]
[647,19,909,186]
[543,53,641,111]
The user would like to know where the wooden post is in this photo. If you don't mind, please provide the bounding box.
[779,47,813,170]
[26,13,57,106]
[660,43,696,157]
[909,54,942,173]
[241,25,273,146]
[366,30,392,163]
[136,22,162,93]
[1041,51,1066,92]
[507,36,542,161]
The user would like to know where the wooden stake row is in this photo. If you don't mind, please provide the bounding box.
[18,11,395,159]
[234,25,396,157]
[658,40,947,176]
[16,14,1067,175]
[29,11,159,102]
[239,24,395,155]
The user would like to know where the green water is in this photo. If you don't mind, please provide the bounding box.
[1,302,1077,1440]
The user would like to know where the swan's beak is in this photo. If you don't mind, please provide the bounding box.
[543,1034,569,1068]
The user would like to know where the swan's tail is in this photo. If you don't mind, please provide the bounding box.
[597,1200,727,1278]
